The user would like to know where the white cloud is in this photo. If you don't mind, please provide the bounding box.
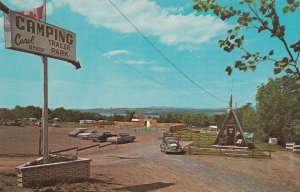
[2,0,53,15]
[124,60,146,65]
[103,49,131,57]
[151,66,170,73]
[164,6,184,14]
[53,0,229,48]
[6,0,43,9]
[46,3,54,15]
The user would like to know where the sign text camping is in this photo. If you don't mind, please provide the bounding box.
[4,11,76,63]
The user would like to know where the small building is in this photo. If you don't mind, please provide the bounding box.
[131,112,143,122]
[208,125,218,131]
[214,108,248,146]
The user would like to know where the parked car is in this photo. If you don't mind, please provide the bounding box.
[3,119,22,126]
[77,130,97,139]
[68,128,88,137]
[52,118,60,127]
[106,133,135,144]
[35,121,42,127]
[91,132,117,142]
[87,131,104,140]
[160,136,183,154]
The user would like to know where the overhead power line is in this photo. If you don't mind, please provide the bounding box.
[107,0,227,104]
[46,16,188,97]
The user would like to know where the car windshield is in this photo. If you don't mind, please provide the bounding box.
[165,137,177,144]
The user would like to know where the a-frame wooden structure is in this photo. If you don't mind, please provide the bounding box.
[214,96,248,146]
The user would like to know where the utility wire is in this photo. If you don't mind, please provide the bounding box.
[46,16,188,97]
[108,0,227,104]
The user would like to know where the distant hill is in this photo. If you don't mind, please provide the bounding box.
[78,107,226,117]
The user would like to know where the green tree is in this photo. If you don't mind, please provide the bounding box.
[236,103,268,141]
[0,108,15,120]
[125,110,136,122]
[236,103,259,132]
[210,114,226,128]
[193,0,300,80]
[256,76,300,144]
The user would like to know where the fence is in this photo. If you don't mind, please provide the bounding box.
[185,146,272,159]
[49,143,113,156]
[293,144,300,153]
[114,126,168,132]
[177,133,201,141]
[286,142,295,150]
[285,143,300,153]
[177,132,216,140]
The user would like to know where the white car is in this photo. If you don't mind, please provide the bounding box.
[68,128,88,137]
[77,130,97,139]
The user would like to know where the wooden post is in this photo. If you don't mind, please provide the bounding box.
[188,146,191,155]
[76,145,78,156]
[98,140,100,151]
[39,127,42,155]
[42,56,49,164]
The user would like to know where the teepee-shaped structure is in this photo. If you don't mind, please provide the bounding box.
[214,95,248,146]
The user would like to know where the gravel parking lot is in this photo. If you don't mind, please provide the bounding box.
[0,125,299,192]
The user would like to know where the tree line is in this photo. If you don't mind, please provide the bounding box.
[159,76,300,144]
[0,107,139,123]
[1,77,299,144]
[0,106,104,123]
[235,76,300,144]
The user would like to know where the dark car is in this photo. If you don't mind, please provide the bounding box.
[3,119,22,126]
[92,132,117,142]
[106,133,135,144]
[160,136,183,154]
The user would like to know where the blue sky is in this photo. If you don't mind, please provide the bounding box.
[0,0,299,109]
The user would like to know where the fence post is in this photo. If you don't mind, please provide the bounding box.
[189,146,191,155]
[269,150,271,159]
[98,140,100,151]
[76,145,78,156]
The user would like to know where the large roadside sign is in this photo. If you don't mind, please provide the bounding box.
[4,11,77,64]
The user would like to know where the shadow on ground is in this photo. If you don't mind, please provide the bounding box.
[114,182,175,192]
[106,155,143,160]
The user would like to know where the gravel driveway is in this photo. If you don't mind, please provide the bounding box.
[1,126,299,192]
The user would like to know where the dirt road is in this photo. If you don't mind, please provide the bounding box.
[0,126,299,192]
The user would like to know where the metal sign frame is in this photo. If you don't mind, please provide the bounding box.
[4,11,77,63]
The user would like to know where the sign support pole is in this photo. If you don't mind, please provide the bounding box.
[42,0,49,164]
[42,56,49,164]
[1,0,80,164]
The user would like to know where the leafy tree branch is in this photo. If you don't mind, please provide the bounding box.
[193,0,300,81]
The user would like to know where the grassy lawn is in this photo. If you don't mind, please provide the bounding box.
[254,143,284,151]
